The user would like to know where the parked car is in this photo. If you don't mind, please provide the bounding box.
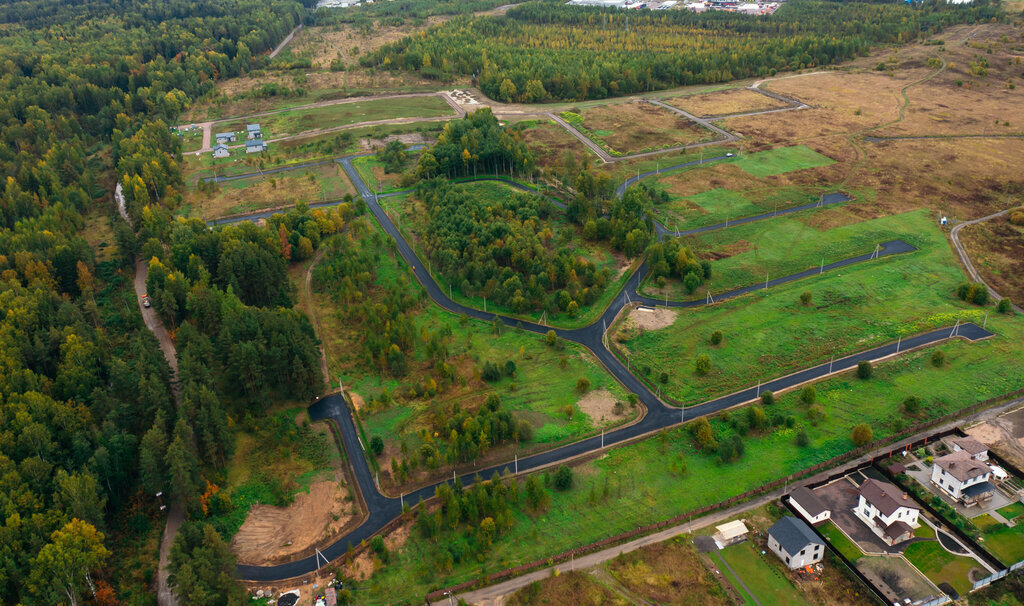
[141,294,151,308]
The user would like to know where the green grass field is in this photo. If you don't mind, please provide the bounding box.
[903,540,978,595]
[978,521,1024,566]
[819,521,863,562]
[641,208,931,301]
[717,542,804,606]
[352,154,414,194]
[217,95,454,139]
[619,211,1024,407]
[731,145,834,177]
[996,502,1024,521]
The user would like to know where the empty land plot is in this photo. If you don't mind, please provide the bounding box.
[183,163,354,219]
[856,556,937,603]
[521,120,592,168]
[506,571,628,606]
[717,541,805,606]
[216,96,455,140]
[287,19,449,70]
[566,102,714,155]
[607,538,730,605]
[732,145,834,177]
[667,88,791,117]
[957,213,1024,306]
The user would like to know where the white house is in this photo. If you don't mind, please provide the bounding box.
[950,436,989,461]
[712,520,748,548]
[768,516,825,570]
[245,139,266,154]
[854,478,920,546]
[931,450,994,505]
[212,143,230,158]
[789,486,831,524]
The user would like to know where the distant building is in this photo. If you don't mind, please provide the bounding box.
[245,139,266,154]
[789,486,831,524]
[215,132,236,143]
[246,124,262,139]
[854,478,920,546]
[768,516,825,570]
[712,520,749,548]
[931,450,993,505]
[213,144,230,158]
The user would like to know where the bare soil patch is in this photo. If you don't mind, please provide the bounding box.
[668,88,790,117]
[232,475,355,566]
[579,102,712,154]
[624,306,676,331]
[700,239,752,261]
[576,389,620,425]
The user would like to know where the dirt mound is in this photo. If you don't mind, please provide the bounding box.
[626,306,677,331]
[231,477,355,566]
[577,389,620,425]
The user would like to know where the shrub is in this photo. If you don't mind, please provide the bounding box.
[576,377,590,393]
[694,354,711,376]
[369,435,384,456]
[481,361,502,382]
[800,291,813,306]
[553,465,574,491]
[957,282,990,306]
[1009,211,1024,226]
[545,330,557,346]
[504,360,517,377]
[659,372,669,384]
[563,404,575,420]
[717,435,745,463]
[931,350,946,367]
[760,390,775,406]
[852,423,873,446]
[710,330,723,345]
[903,396,921,414]
[516,420,533,442]
[997,298,1012,314]
[857,360,873,380]
[691,417,717,451]
[683,272,701,293]
[800,385,817,405]
[795,429,810,447]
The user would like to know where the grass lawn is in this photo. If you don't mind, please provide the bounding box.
[641,207,928,301]
[904,540,979,596]
[617,210,1024,407]
[217,96,454,139]
[973,513,1003,531]
[352,154,414,194]
[731,145,834,177]
[979,522,1024,566]
[717,541,804,606]
[819,521,863,562]
[996,502,1024,521]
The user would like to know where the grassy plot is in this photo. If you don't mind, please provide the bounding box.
[665,88,791,117]
[216,95,455,139]
[352,154,414,194]
[717,541,805,606]
[978,522,1024,566]
[996,502,1024,521]
[607,536,730,605]
[903,540,980,596]
[616,213,1020,406]
[506,571,629,606]
[641,209,934,301]
[731,145,835,177]
[819,521,863,563]
[562,102,714,156]
[520,119,593,169]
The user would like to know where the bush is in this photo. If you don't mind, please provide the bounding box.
[903,396,921,414]
[516,420,533,442]
[481,361,502,382]
[576,377,590,393]
[710,330,723,345]
[369,435,384,456]
[800,291,813,306]
[851,423,873,446]
[957,282,990,306]
[997,298,1012,314]
[659,372,669,384]
[931,350,946,367]
[545,330,557,346]
[795,429,809,447]
[694,354,711,376]
[800,385,817,405]
[857,360,873,380]
[553,465,573,491]
[1009,211,1024,225]
[717,435,745,463]
[760,390,775,406]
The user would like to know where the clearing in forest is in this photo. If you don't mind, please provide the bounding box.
[666,88,792,117]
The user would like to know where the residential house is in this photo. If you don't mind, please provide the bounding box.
[854,478,920,545]
[711,520,748,548]
[931,450,994,505]
[245,139,266,154]
[789,486,831,524]
[950,436,989,461]
[215,132,236,143]
[246,123,261,139]
[767,516,825,570]
[213,144,230,158]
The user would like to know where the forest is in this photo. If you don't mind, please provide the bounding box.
[362,0,1002,101]
[0,0,322,603]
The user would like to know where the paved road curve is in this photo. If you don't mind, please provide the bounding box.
[234,154,994,582]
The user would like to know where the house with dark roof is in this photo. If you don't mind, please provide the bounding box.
[215,132,236,143]
[949,436,989,461]
[789,486,831,524]
[245,138,266,154]
[246,123,262,139]
[767,516,825,570]
[931,450,993,505]
[213,143,230,158]
[854,478,920,546]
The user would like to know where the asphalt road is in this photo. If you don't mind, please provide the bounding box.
[234,155,994,582]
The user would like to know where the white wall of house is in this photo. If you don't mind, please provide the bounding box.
[855,495,919,528]
[931,465,990,500]
[791,499,830,524]
[767,535,823,570]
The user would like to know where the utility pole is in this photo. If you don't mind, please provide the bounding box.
[820,258,824,274]
[765,272,769,290]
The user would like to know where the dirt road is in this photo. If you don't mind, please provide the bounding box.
[269,24,302,59]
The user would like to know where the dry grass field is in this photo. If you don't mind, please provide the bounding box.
[959,211,1024,305]
[289,18,450,69]
[576,102,713,154]
[667,88,792,117]
[521,120,593,169]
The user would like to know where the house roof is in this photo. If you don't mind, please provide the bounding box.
[859,478,919,516]
[245,138,264,147]
[215,132,233,138]
[962,481,996,498]
[247,123,261,131]
[769,516,822,556]
[790,486,829,518]
[934,451,990,483]
[213,143,228,150]
[714,520,749,540]
[875,517,913,541]
[952,437,988,456]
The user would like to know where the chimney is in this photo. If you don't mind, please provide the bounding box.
[902,493,908,500]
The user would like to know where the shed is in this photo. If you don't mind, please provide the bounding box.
[712,520,749,548]
[789,486,831,524]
